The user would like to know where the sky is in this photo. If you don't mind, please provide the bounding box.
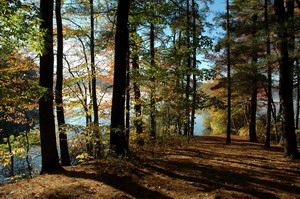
[208,0,226,35]
[198,0,226,69]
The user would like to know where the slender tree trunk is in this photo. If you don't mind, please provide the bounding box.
[90,0,100,157]
[55,0,70,166]
[39,0,61,173]
[296,60,300,129]
[287,0,295,72]
[132,33,144,144]
[150,22,156,139]
[125,45,130,148]
[249,14,258,143]
[24,130,32,178]
[265,0,272,147]
[226,0,231,143]
[65,57,93,155]
[287,1,297,131]
[175,30,183,135]
[190,0,197,137]
[185,0,191,142]
[6,133,14,177]
[274,0,299,158]
[110,0,130,155]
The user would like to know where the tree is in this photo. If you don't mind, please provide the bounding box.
[131,27,144,142]
[39,0,61,172]
[0,53,40,180]
[110,0,131,155]
[190,0,197,137]
[226,0,231,144]
[265,0,272,147]
[248,14,258,143]
[184,0,191,139]
[125,44,130,148]
[90,0,101,157]
[55,0,70,166]
[274,0,299,158]
[149,22,157,139]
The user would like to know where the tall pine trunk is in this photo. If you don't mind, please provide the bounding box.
[90,0,100,157]
[265,0,272,147]
[274,0,299,158]
[287,1,296,131]
[150,22,156,139]
[226,0,231,143]
[132,34,144,144]
[110,0,130,155]
[184,0,191,142]
[39,0,61,173]
[296,59,300,129]
[125,45,130,148]
[249,14,258,143]
[55,0,70,166]
[190,0,197,137]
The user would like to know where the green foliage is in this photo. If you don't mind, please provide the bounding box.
[202,108,227,135]
[0,129,40,183]
[0,0,44,54]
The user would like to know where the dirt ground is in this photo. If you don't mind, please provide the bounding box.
[0,135,300,199]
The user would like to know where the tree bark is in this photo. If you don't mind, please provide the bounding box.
[55,0,70,166]
[184,0,191,142]
[125,45,130,149]
[39,0,61,172]
[150,22,156,139]
[6,133,14,177]
[296,59,300,129]
[226,0,231,143]
[110,0,130,155]
[132,35,144,144]
[265,0,272,147]
[249,14,258,143]
[190,0,197,137]
[274,0,299,158]
[90,0,101,157]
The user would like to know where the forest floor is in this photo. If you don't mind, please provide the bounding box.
[0,134,300,199]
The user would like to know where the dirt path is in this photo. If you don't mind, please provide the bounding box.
[0,135,300,199]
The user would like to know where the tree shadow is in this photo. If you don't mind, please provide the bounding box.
[21,135,299,199]
[57,167,173,199]
[143,158,299,199]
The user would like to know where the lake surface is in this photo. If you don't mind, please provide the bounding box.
[0,113,205,184]
[194,114,205,136]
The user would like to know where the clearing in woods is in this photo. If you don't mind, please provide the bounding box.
[0,135,300,199]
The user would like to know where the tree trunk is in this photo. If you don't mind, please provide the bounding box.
[6,133,14,177]
[274,0,299,158]
[184,0,191,142]
[55,0,70,166]
[249,14,258,143]
[110,0,130,155]
[90,0,101,157]
[39,0,61,173]
[65,56,93,155]
[287,1,297,131]
[296,59,300,129]
[150,22,156,139]
[125,45,130,149]
[190,0,197,137]
[265,0,272,147]
[132,34,144,144]
[24,130,33,178]
[226,0,231,143]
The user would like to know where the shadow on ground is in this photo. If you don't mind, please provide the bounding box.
[53,136,300,198]
[1,135,299,199]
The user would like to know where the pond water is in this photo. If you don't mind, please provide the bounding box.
[194,114,205,136]
[0,113,205,184]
